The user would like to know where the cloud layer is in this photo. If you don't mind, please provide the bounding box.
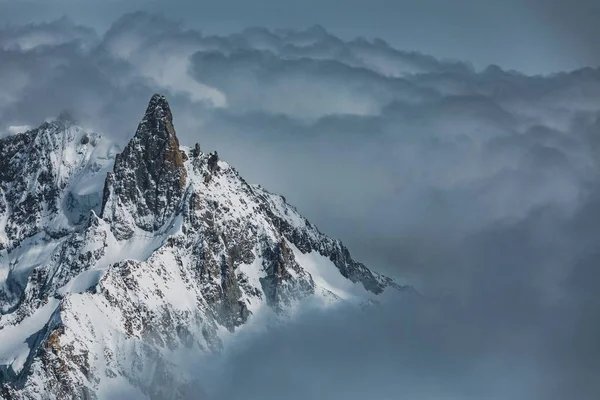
[2,12,600,399]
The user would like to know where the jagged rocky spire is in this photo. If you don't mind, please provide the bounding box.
[101,94,187,239]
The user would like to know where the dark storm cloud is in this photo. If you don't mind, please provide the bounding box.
[0,16,97,51]
[3,0,600,73]
[2,11,600,399]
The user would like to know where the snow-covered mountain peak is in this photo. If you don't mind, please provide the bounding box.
[0,94,407,399]
[142,93,174,126]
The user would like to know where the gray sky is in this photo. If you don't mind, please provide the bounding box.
[1,0,600,74]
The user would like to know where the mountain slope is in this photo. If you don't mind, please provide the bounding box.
[0,118,118,314]
[0,95,402,399]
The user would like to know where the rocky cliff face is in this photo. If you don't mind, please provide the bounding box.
[101,95,187,240]
[0,95,405,399]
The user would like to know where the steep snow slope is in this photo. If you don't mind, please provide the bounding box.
[0,95,405,399]
[0,119,118,313]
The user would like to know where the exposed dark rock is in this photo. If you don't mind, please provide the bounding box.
[101,94,187,239]
[193,143,201,157]
[207,151,219,172]
[260,239,315,312]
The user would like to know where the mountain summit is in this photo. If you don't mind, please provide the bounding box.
[0,95,403,399]
[102,94,187,239]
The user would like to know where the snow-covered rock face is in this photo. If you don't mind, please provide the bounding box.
[0,118,116,250]
[0,95,404,399]
[0,119,118,313]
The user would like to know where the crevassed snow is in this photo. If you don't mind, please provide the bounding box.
[0,298,59,374]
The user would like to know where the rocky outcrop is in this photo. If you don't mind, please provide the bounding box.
[260,239,315,312]
[101,94,187,239]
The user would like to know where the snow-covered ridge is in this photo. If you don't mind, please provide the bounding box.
[0,94,405,399]
[0,119,118,314]
[0,119,117,249]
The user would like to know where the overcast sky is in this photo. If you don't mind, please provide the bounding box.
[1,0,600,74]
[1,2,600,399]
